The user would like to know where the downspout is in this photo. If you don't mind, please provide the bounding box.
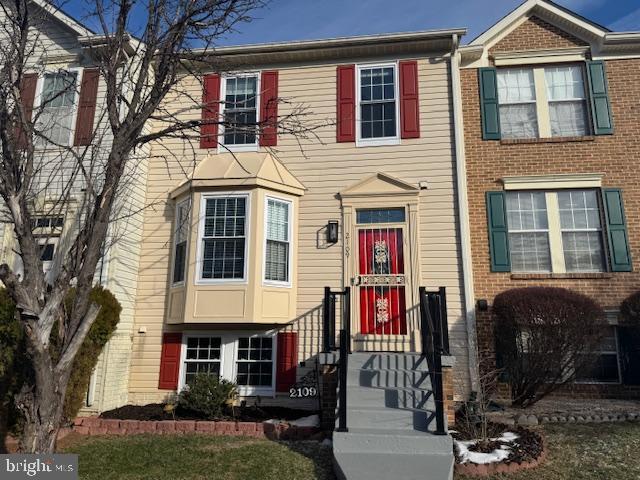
[450,34,480,393]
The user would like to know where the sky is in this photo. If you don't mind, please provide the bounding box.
[64,0,640,46]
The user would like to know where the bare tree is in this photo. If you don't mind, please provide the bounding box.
[0,0,323,453]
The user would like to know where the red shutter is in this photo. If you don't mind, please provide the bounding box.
[158,332,182,390]
[201,74,221,149]
[276,332,298,392]
[15,73,38,147]
[259,70,278,147]
[336,65,356,142]
[73,69,100,146]
[399,60,420,139]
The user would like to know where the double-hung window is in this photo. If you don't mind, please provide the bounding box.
[506,189,605,273]
[31,215,65,274]
[37,72,78,145]
[358,64,398,143]
[497,65,589,139]
[575,326,620,384]
[235,336,274,389]
[183,336,222,385]
[199,195,248,281]
[264,197,291,284]
[172,200,190,284]
[222,75,258,148]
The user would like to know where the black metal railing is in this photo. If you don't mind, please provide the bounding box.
[419,286,449,435]
[323,286,351,432]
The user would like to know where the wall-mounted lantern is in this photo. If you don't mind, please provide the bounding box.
[327,220,339,244]
[477,299,489,312]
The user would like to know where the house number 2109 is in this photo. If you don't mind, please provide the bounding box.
[289,386,318,398]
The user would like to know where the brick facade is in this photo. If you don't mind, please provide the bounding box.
[463,16,640,398]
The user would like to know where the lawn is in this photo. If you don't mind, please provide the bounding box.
[59,422,640,480]
[455,422,640,480]
[60,434,335,480]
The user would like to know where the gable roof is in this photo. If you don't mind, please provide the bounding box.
[340,173,419,198]
[31,0,95,38]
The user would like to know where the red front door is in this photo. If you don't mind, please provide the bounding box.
[357,228,408,335]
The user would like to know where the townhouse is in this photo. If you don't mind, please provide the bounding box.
[125,30,476,413]
[0,0,147,413]
[458,0,640,397]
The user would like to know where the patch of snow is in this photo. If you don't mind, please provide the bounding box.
[264,414,320,428]
[321,438,332,447]
[454,432,520,465]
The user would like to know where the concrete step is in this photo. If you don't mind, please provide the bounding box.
[348,352,429,372]
[348,367,433,389]
[345,385,435,410]
[334,430,453,480]
[344,406,436,432]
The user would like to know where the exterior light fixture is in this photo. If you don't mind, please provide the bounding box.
[327,220,339,244]
[477,299,489,312]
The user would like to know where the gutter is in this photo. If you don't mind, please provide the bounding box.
[450,34,480,393]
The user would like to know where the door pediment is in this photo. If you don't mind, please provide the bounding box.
[339,173,419,199]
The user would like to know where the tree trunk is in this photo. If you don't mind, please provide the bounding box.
[16,336,71,454]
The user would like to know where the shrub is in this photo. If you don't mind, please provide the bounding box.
[177,373,237,419]
[494,287,606,407]
[0,286,121,427]
[619,292,640,385]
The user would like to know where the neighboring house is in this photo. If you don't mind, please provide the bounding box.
[0,0,148,413]
[126,30,477,416]
[459,0,640,397]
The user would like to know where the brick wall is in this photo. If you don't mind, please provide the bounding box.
[463,17,640,397]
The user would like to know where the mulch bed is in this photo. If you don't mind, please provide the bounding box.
[453,422,545,477]
[100,403,314,423]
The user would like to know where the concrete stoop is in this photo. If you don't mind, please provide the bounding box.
[333,353,454,480]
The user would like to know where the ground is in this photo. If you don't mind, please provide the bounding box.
[455,422,640,480]
[58,422,640,479]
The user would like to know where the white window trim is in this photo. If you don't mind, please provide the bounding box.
[263,195,293,288]
[177,331,277,397]
[33,67,83,149]
[171,198,190,287]
[195,191,250,285]
[218,72,260,153]
[355,61,401,147]
[497,64,590,139]
[502,174,603,191]
[507,189,606,274]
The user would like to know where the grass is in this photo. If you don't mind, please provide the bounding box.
[58,422,640,479]
[455,422,640,480]
[60,434,335,480]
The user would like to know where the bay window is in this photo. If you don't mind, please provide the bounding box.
[506,189,605,273]
[264,197,291,284]
[222,75,258,147]
[37,72,78,145]
[497,65,589,139]
[199,195,248,281]
[357,64,398,143]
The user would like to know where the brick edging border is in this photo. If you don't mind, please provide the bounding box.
[454,435,547,477]
[71,417,320,441]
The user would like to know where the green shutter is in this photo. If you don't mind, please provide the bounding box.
[586,61,614,135]
[479,67,501,140]
[602,188,632,272]
[486,191,510,272]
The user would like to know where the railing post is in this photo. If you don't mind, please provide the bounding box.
[419,287,428,355]
[322,287,332,352]
[438,286,450,356]
[343,287,351,353]
[336,328,349,432]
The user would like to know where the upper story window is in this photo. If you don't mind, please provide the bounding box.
[506,189,605,273]
[198,195,248,281]
[222,75,258,148]
[31,215,65,274]
[264,197,291,284]
[172,200,190,284]
[37,72,78,145]
[497,65,589,140]
[357,64,398,144]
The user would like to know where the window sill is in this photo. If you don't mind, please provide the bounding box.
[500,136,595,145]
[356,137,401,148]
[511,272,614,280]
